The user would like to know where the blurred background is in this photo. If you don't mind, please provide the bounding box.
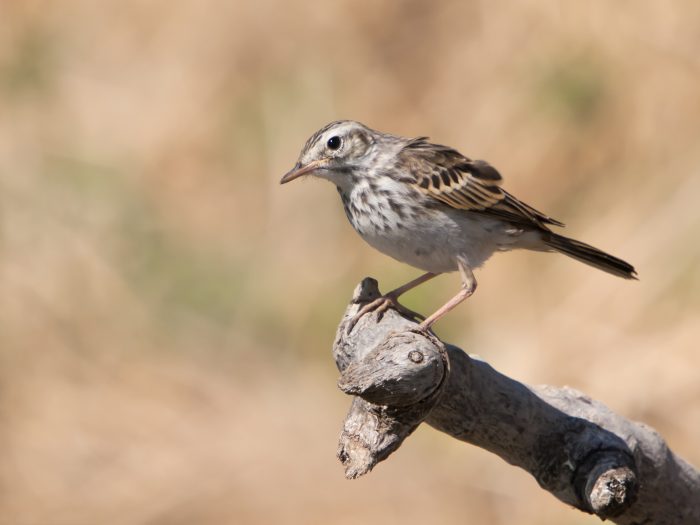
[1,1,699,523]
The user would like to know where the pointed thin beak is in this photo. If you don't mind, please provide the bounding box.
[280,159,326,184]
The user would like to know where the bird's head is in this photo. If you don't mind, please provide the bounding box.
[280,120,379,188]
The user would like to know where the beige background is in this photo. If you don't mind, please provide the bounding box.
[1,1,699,524]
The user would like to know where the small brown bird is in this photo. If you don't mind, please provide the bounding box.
[281,120,637,332]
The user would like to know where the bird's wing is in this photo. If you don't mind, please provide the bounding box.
[399,138,564,228]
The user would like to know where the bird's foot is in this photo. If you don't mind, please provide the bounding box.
[346,294,425,334]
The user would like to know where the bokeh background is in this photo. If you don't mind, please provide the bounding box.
[1,1,699,524]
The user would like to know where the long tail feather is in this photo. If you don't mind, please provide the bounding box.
[543,233,637,279]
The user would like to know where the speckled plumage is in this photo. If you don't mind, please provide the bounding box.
[281,120,636,330]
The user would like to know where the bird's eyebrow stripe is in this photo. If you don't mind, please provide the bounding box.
[302,120,354,152]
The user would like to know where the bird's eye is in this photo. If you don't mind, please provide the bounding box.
[327,136,341,150]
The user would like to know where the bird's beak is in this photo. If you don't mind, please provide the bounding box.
[280,159,326,184]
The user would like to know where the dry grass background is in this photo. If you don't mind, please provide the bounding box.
[1,1,699,524]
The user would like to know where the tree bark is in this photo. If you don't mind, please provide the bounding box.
[334,278,700,524]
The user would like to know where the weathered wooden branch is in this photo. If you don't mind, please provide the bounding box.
[333,278,700,524]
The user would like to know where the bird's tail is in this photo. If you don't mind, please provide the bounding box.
[543,232,637,279]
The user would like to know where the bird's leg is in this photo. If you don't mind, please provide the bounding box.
[418,262,476,331]
[346,272,438,333]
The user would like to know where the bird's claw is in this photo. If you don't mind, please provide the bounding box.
[346,295,425,334]
[415,320,435,335]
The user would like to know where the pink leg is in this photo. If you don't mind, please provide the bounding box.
[385,272,438,297]
[418,262,476,331]
[346,272,439,333]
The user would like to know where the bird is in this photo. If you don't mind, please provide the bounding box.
[280,120,637,333]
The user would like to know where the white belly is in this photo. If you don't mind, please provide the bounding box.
[361,212,507,273]
[338,179,526,274]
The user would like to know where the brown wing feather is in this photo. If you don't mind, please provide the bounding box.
[400,139,564,228]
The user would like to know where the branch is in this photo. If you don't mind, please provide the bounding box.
[333,278,700,524]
